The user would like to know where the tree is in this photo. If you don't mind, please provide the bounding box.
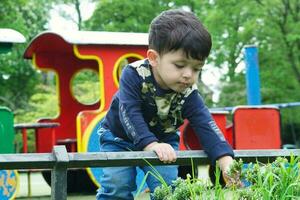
[253,0,300,102]
[0,0,57,111]
[85,0,169,32]
[53,0,97,30]
[256,0,300,83]
[194,0,300,107]
[195,0,259,81]
[196,0,300,144]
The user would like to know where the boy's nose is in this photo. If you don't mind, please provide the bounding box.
[182,67,193,78]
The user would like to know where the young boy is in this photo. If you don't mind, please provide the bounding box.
[96,9,235,200]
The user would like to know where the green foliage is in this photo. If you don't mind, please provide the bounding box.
[14,85,58,123]
[14,84,58,153]
[196,0,258,79]
[218,74,247,107]
[0,49,35,110]
[196,0,300,142]
[72,81,100,105]
[240,156,300,199]
[0,0,56,111]
[72,69,100,105]
[194,0,300,108]
[152,157,300,200]
[152,184,172,200]
[85,0,171,32]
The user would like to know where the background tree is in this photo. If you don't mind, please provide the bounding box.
[85,0,171,32]
[0,0,55,111]
[195,0,300,144]
[1,0,299,146]
[54,0,97,30]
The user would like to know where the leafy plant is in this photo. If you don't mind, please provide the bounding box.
[150,156,300,200]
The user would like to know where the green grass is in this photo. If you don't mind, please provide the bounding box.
[152,156,300,200]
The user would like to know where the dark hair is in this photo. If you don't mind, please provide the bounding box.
[149,9,212,61]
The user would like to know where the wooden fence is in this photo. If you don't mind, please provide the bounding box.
[1,146,300,200]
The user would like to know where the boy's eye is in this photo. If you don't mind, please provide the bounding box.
[174,64,184,68]
[193,67,202,72]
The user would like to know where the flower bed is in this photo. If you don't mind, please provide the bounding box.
[152,156,300,200]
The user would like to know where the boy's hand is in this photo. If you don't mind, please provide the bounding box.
[218,156,243,187]
[144,142,177,163]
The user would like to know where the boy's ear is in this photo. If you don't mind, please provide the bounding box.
[147,49,159,66]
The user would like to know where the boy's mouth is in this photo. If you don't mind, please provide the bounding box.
[178,82,190,89]
[178,82,190,88]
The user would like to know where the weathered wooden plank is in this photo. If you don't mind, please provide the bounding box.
[1,148,300,170]
[67,151,210,168]
[0,153,55,169]
[233,149,300,162]
[67,149,300,168]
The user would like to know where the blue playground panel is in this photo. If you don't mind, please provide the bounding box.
[0,170,19,200]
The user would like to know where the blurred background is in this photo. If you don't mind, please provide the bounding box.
[1,0,300,153]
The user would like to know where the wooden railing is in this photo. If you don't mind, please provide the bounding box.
[1,146,300,200]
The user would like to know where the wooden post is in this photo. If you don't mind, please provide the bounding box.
[51,146,69,200]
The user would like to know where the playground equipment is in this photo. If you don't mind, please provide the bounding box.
[0,28,26,53]
[244,45,261,105]
[23,30,148,192]
[181,106,281,150]
[0,108,19,200]
[0,107,15,154]
[0,28,25,200]
[1,30,298,195]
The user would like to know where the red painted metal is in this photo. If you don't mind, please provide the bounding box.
[179,111,232,150]
[232,106,281,149]
[21,128,28,153]
[24,32,148,153]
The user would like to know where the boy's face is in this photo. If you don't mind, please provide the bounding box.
[148,49,204,93]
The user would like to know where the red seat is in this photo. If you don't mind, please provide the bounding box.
[181,111,231,150]
[232,106,281,149]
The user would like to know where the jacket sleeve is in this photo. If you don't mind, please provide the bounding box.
[118,66,159,150]
[182,91,234,164]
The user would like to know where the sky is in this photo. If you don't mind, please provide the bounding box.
[48,1,96,31]
[47,1,229,103]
